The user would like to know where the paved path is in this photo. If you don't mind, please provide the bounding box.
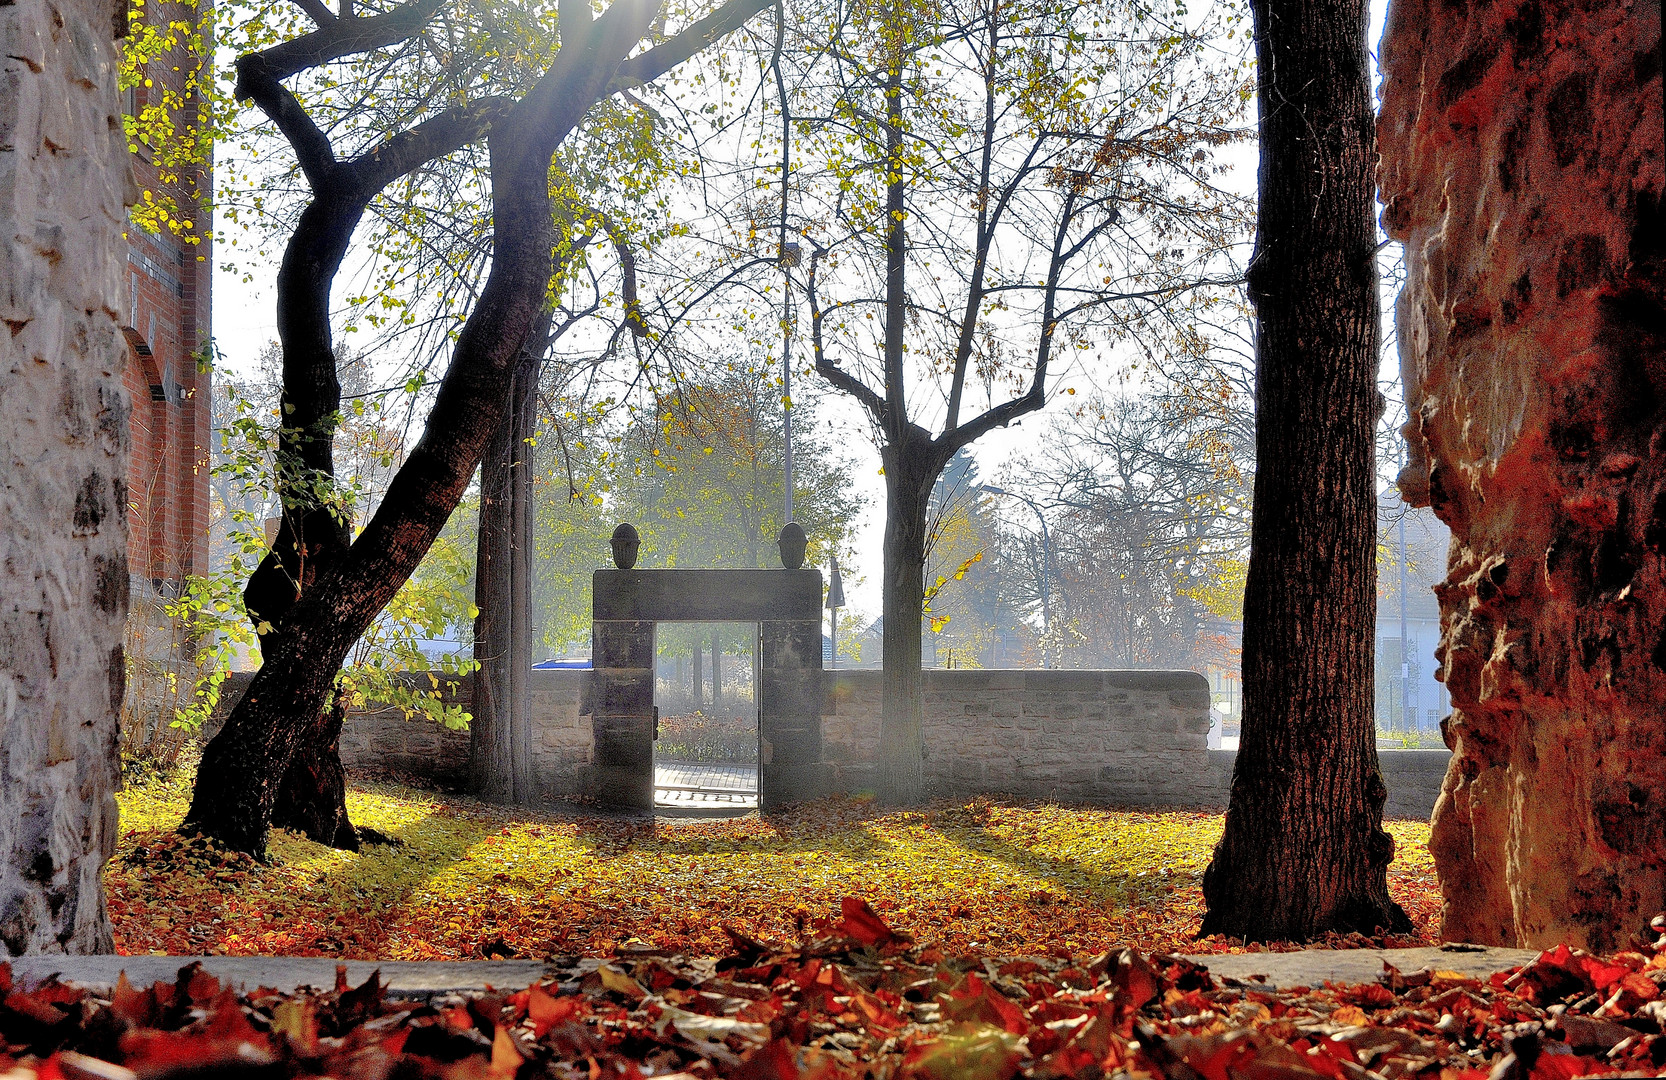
[8,946,1542,998]
[654,759,757,810]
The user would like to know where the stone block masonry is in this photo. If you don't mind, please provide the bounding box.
[0,0,133,954]
[216,668,1450,817]
[821,670,1218,807]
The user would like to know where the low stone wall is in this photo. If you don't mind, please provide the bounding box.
[211,670,592,799]
[211,668,1450,817]
[1199,749,1451,821]
[821,670,1214,807]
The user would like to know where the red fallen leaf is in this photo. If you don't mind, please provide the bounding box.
[1292,1037,1352,1079]
[110,974,156,1029]
[1165,1032,1258,1080]
[489,1025,523,1078]
[734,1037,800,1080]
[840,897,908,948]
[0,962,11,996]
[1342,982,1396,1008]
[1530,1054,1613,1080]
[525,986,581,1037]
[119,1024,275,1075]
[848,987,905,1033]
[4,987,78,1026]
[1101,949,1162,1012]
[941,973,1028,1036]
[1576,956,1633,993]
[178,964,220,1006]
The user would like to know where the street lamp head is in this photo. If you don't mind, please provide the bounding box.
[826,555,846,609]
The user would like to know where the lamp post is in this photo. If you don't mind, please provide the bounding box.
[780,242,801,523]
[826,554,846,668]
[981,485,1053,668]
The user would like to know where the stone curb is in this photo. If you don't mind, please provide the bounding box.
[8,945,1541,997]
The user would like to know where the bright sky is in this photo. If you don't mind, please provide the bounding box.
[209,0,1397,626]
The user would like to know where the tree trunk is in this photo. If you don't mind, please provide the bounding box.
[185,4,659,856]
[470,314,547,805]
[693,644,703,711]
[270,690,358,850]
[711,631,721,713]
[1200,0,1408,941]
[1379,0,1664,950]
[240,195,366,850]
[0,0,128,953]
[877,434,940,805]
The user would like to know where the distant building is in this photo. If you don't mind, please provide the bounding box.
[1206,499,1453,740]
[1376,500,1452,734]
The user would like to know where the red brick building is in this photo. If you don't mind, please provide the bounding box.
[121,60,210,596]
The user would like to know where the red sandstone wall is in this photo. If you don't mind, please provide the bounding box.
[1379,0,1663,949]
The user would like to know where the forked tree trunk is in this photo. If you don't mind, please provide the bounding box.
[271,691,357,849]
[470,316,546,805]
[1199,0,1409,941]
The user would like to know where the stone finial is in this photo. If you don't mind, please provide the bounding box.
[778,522,807,569]
[609,522,640,569]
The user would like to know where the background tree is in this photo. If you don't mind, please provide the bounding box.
[1199,0,1410,940]
[769,0,1249,801]
[1007,388,1251,670]
[184,0,774,857]
[531,359,861,655]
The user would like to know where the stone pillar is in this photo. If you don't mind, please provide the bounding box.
[1379,0,1663,949]
[759,618,825,809]
[590,618,654,811]
[0,0,133,953]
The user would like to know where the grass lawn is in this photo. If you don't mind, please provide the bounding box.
[108,765,1442,959]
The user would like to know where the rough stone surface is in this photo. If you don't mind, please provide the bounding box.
[1379,0,1664,949]
[0,0,132,955]
[217,671,593,803]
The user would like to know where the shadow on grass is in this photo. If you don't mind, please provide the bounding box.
[917,806,1214,911]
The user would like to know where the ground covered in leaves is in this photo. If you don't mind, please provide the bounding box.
[7,899,1666,1080]
[107,766,1440,960]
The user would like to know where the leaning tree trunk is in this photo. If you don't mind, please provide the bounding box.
[470,316,546,805]
[185,2,664,857]
[1378,0,1663,951]
[1200,0,1409,941]
[244,193,366,850]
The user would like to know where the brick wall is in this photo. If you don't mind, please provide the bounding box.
[122,0,210,591]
